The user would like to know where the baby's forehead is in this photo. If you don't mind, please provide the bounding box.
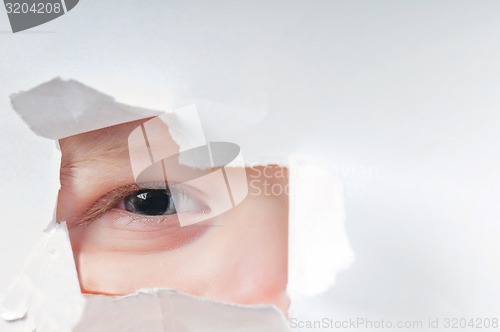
[60,119,150,164]
[60,117,179,166]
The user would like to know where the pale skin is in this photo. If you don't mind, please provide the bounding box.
[57,117,290,314]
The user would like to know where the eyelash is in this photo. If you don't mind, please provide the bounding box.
[110,211,179,231]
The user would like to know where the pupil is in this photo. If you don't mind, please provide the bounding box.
[125,189,174,215]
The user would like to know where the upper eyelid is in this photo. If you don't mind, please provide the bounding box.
[77,183,141,226]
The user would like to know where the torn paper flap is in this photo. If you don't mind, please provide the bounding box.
[74,290,292,332]
[0,221,85,332]
[10,78,163,140]
[288,156,354,296]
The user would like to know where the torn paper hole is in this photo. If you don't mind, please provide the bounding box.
[2,78,353,331]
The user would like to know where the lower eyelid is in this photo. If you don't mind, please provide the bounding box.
[107,208,214,232]
[79,208,214,253]
[110,209,180,231]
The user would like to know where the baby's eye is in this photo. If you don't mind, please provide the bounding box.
[123,189,176,216]
[114,185,210,225]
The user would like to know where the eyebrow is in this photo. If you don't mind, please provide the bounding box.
[61,135,130,170]
[59,117,154,172]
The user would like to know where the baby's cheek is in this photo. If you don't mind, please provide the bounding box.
[198,213,288,308]
[209,248,288,305]
[72,220,287,306]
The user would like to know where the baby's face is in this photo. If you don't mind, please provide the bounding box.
[57,118,289,313]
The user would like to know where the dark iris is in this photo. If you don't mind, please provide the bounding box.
[124,189,176,216]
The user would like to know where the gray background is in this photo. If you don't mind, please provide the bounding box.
[1,1,500,330]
